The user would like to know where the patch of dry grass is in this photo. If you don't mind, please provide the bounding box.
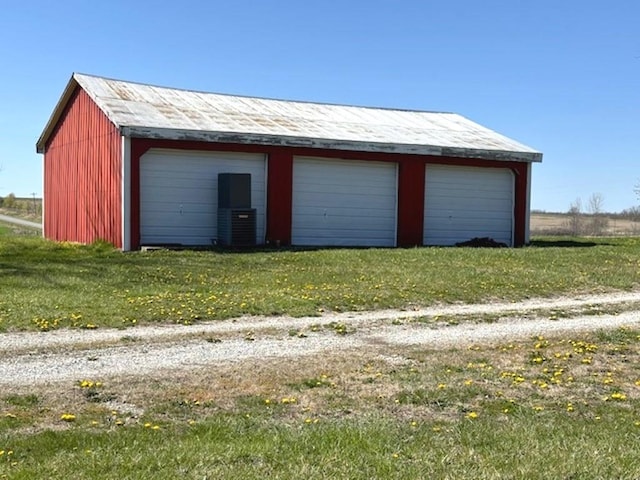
[4,326,640,478]
[4,325,640,432]
[531,212,640,236]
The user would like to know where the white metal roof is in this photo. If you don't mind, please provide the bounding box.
[37,73,542,162]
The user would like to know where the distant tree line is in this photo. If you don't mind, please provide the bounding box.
[0,193,42,215]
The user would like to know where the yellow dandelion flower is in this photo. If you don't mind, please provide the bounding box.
[466,411,479,419]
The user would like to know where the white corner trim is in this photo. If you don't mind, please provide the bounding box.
[121,136,131,251]
[525,162,532,244]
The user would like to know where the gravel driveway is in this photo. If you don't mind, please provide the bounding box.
[2,291,639,387]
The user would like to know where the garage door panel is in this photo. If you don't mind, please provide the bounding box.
[426,216,512,231]
[140,149,266,245]
[292,157,397,247]
[294,213,395,228]
[143,201,215,211]
[293,197,394,212]
[141,211,215,226]
[297,177,394,192]
[298,185,392,198]
[142,226,215,238]
[428,184,513,197]
[427,199,514,213]
[293,229,394,247]
[424,165,514,246]
[298,197,395,214]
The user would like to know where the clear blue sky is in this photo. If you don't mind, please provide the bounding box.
[1,0,638,212]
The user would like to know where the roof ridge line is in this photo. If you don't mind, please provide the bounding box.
[72,72,455,116]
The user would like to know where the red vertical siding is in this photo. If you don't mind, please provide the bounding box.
[44,87,122,247]
[266,151,293,245]
[397,160,425,246]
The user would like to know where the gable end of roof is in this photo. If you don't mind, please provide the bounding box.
[36,73,120,153]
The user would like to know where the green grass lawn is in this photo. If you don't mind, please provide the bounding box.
[3,232,640,478]
[0,233,639,332]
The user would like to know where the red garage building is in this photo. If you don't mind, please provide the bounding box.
[37,73,542,250]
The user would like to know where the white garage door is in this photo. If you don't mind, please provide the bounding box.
[424,165,514,246]
[140,149,266,245]
[292,157,397,247]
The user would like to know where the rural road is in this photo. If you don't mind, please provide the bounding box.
[1,291,640,387]
[0,213,42,229]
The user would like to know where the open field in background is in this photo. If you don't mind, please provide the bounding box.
[3,327,640,478]
[531,212,640,236]
[0,196,42,223]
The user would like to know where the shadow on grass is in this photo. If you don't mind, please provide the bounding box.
[529,239,608,248]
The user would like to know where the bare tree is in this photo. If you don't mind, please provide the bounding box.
[566,197,583,236]
[621,206,640,221]
[588,193,604,214]
[586,193,608,235]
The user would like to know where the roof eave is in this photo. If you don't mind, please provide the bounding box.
[121,126,543,163]
[36,74,81,153]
